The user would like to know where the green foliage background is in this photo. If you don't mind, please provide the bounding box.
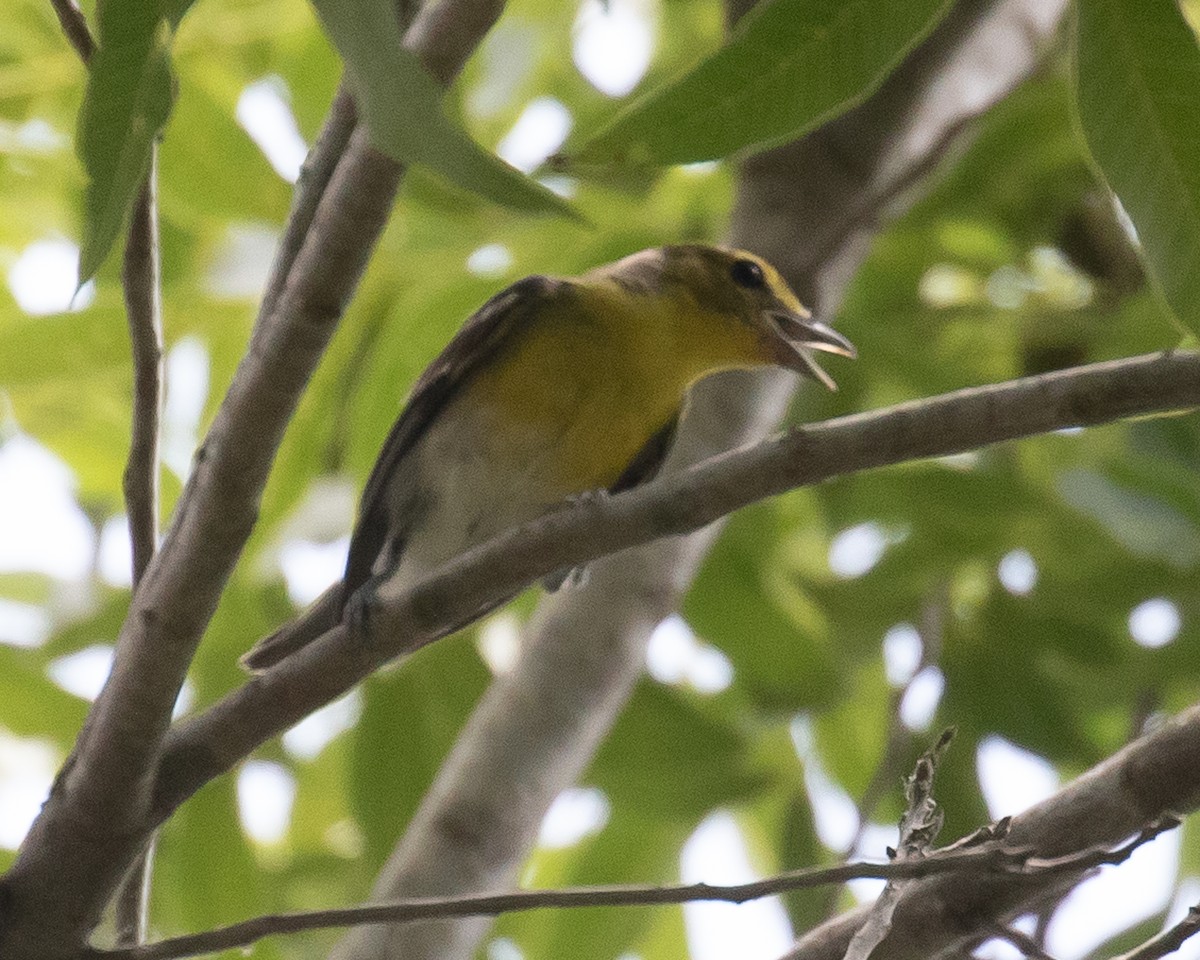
[1,0,1199,957]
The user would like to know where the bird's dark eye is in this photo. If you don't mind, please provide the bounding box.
[730,258,765,289]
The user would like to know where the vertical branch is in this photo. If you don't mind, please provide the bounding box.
[121,166,165,591]
[256,83,357,327]
[114,86,166,960]
[49,0,95,61]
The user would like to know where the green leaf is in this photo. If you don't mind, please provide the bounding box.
[572,0,954,167]
[0,646,88,744]
[1074,0,1200,335]
[307,0,576,218]
[499,810,692,960]
[589,681,770,819]
[154,777,274,946]
[77,7,176,281]
[347,635,490,869]
[1056,468,1200,569]
[684,504,842,715]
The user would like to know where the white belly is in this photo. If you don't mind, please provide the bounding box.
[387,397,577,588]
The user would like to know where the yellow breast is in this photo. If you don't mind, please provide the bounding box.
[458,277,767,492]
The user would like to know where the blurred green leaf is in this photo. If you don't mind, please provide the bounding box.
[0,645,88,742]
[635,904,691,960]
[348,634,490,869]
[154,777,280,956]
[76,5,176,281]
[812,661,891,798]
[589,681,771,819]
[685,503,843,715]
[745,726,826,933]
[1057,468,1200,569]
[43,589,129,656]
[308,0,575,219]
[500,810,692,960]
[1074,0,1200,335]
[572,0,953,167]
[1080,910,1171,960]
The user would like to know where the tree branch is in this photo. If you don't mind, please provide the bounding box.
[48,0,94,62]
[150,349,1200,828]
[120,166,164,596]
[0,0,508,955]
[782,704,1200,959]
[325,3,1072,957]
[1110,904,1200,960]
[113,158,165,953]
[844,731,954,960]
[87,817,1174,960]
[256,82,357,327]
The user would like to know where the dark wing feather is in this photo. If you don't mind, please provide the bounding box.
[341,275,562,606]
[609,413,679,494]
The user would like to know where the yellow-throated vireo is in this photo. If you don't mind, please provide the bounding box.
[244,245,854,670]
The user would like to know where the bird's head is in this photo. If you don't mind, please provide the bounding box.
[612,245,856,389]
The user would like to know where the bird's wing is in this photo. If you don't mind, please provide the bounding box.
[609,413,679,494]
[342,275,563,604]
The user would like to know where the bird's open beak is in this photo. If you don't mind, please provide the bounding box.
[767,310,857,390]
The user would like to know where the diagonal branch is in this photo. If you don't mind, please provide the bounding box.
[149,349,1200,826]
[1110,904,1200,960]
[781,704,1200,959]
[88,816,1175,960]
[330,2,1075,956]
[48,0,94,62]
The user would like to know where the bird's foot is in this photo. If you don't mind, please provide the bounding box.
[564,488,609,508]
[542,489,605,590]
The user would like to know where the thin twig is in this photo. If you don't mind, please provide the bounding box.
[114,840,155,947]
[1110,905,1200,960]
[256,83,357,326]
[121,166,165,591]
[113,157,164,956]
[49,0,94,62]
[112,119,165,960]
[87,822,1175,960]
[114,69,166,960]
[843,730,954,960]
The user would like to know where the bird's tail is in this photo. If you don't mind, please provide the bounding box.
[241,582,344,672]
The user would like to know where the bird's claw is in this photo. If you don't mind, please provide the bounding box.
[542,490,605,590]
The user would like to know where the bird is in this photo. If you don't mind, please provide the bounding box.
[243,245,855,670]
